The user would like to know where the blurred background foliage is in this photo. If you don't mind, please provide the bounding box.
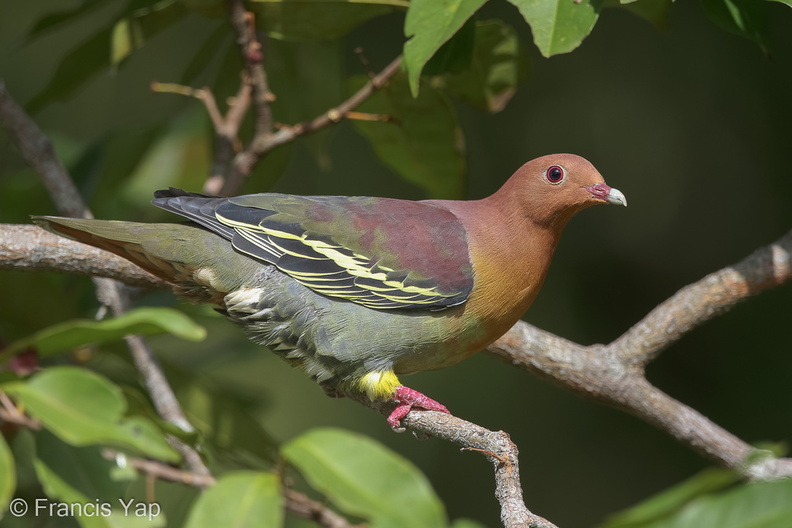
[1,0,791,527]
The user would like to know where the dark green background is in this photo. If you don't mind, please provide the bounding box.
[1,1,791,526]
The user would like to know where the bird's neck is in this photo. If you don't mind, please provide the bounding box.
[429,197,564,343]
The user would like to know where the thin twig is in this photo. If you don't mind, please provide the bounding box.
[155,2,403,197]
[221,0,273,195]
[102,449,216,488]
[220,54,402,196]
[257,55,403,156]
[0,392,42,430]
[99,449,360,526]
[220,0,403,196]
[283,488,364,528]
[0,80,209,477]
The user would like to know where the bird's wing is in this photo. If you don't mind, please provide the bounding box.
[153,190,474,310]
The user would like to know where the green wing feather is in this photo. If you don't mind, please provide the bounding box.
[153,190,473,310]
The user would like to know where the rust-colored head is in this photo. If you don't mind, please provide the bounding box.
[494,153,626,229]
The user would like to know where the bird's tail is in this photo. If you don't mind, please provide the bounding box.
[33,216,252,303]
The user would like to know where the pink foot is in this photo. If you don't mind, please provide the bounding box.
[387,386,450,428]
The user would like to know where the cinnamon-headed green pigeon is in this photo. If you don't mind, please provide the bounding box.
[34,154,626,427]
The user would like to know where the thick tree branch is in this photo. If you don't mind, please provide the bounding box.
[611,229,792,364]
[0,224,167,289]
[2,224,791,516]
[488,228,792,481]
[3,223,791,521]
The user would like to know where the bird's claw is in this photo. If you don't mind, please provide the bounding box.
[387,385,450,429]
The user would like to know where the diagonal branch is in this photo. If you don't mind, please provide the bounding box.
[0,80,209,477]
[346,391,558,528]
[3,223,791,515]
[488,227,792,480]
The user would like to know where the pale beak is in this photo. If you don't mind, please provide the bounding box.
[586,183,627,207]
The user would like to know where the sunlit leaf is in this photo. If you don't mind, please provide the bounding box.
[1,307,206,360]
[34,431,165,528]
[4,367,180,462]
[0,434,15,515]
[283,428,446,528]
[450,519,489,528]
[599,467,739,527]
[508,0,602,57]
[403,0,486,95]
[184,472,282,528]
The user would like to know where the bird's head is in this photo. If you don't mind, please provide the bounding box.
[497,153,626,229]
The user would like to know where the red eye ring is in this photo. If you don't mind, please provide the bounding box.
[545,165,565,184]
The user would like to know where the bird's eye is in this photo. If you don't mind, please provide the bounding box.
[545,165,565,184]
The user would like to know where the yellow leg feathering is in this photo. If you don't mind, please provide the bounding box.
[357,370,400,401]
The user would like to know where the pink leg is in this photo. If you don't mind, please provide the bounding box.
[386,385,450,428]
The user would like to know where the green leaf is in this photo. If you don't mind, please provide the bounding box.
[26,0,184,112]
[404,0,487,96]
[27,27,114,114]
[508,0,602,57]
[26,0,112,42]
[611,0,672,31]
[599,467,740,528]
[267,38,344,166]
[0,434,15,515]
[350,71,466,198]
[249,0,400,41]
[282,428,446,528]
[4,367,179,462]
[180,22,231,84]
[34,431,166,528]
[450,519,489,528]
[701,0,771,52]
[657,479,792,528]
[184,472,282,528]
[442,19,529,112]
[769,0,792,8]
[111,0,187,66]
[423,18,476,77]
[1,307,206,360]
